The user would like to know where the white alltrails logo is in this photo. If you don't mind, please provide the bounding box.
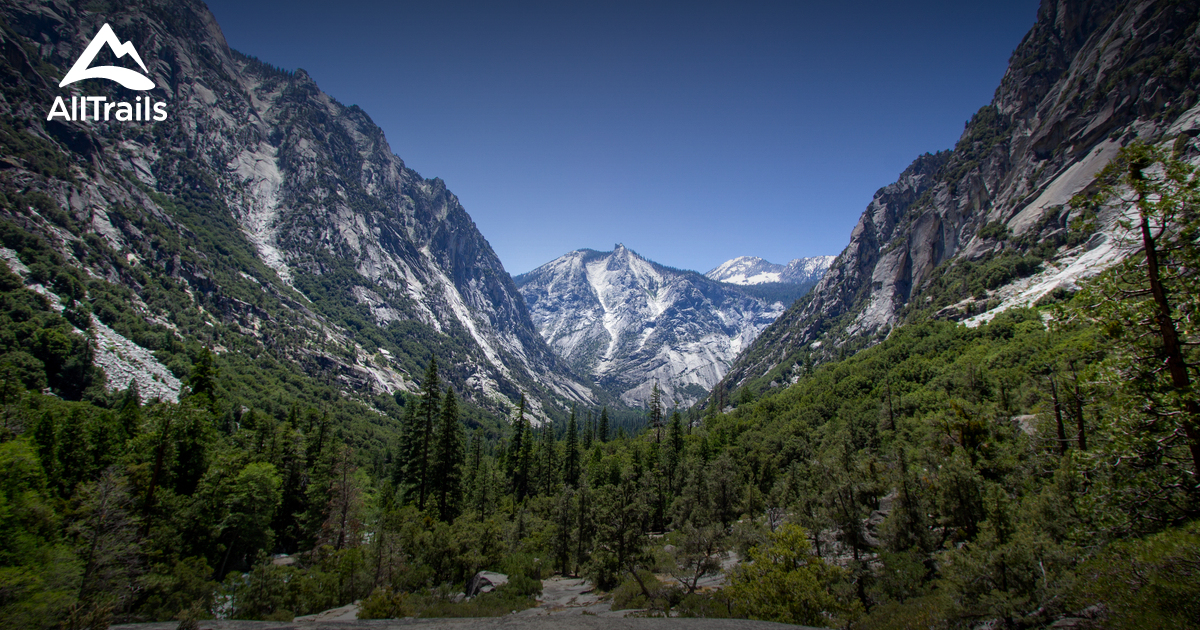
[47,23,167,122]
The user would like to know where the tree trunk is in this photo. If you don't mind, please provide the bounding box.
[1139,212,1200,474]
[1051,376,1068,456]
[1071,364,1087,451]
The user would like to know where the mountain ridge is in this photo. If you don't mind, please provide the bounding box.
[0,0,594,422]
[514,244,789,407]
[714,0,1200,398]
[705,255,834,286]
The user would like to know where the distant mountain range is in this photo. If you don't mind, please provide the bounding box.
[515,246,820,407]
[705,256,835,286]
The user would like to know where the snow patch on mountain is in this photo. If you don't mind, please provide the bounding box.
[516,245,785,406]
[706,255,834,286]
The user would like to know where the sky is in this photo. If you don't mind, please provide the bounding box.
[203,0,1041,276]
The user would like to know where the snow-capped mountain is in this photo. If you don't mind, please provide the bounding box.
[514,246,785,407]
[706,256,835,286]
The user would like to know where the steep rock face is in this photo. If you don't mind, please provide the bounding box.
[720,0,1200,393]
[515,245,784,406]
[705,255,834,286]
[0,0,592,417]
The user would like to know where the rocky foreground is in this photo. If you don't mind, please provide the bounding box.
[111,618,820,630]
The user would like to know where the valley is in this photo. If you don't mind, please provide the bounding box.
[0,0,1198,629]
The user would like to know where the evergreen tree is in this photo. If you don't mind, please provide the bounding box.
[117,379,141,440]
[69,467,138,603]
[188,347,218,405]
[598,407,609,443]
[396,402,420,490]
[648,383,664,442]
[416,357,440,510]
[465,429,482,504]
[1080,144,1200,476]
[32,411,56,480]
[583,411,594,450]
[563,406,581,487]
[319,447,361,553]
[432,388,465,522]
[508,396,531,501]
[539,420,558,496]
[666,407,684,494]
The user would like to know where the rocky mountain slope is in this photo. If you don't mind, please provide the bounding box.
[705,255,834,286]
[718,0,1200,396]
[514,245,784,407]
[0,0,592,420]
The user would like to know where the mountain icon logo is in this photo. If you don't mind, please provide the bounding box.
[60,23,155,90]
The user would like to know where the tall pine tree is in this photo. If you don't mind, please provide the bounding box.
[432,387,464,521]
[509,396,531,501]
[416,357,440,510]
[598,407,609,444]
[564,406,581,487]
[648,382,664,442]
[539,420,558,496]
[666,408,684,494]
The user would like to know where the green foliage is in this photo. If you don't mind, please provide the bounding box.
[1065,521,1200,629]
[976,220,1010,241]
[723,523,856,625]
[0,439,79,629]
[1072,144,1200,528]
[906,251,1043,318]
[432,389,464,522]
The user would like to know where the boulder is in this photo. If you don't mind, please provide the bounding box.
[466,571,509,598]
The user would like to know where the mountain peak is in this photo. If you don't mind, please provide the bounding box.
[517,248,789,406]
[706,255,833,286]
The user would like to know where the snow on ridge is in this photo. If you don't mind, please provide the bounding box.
[520,246,788,405]
[707,255,833,286]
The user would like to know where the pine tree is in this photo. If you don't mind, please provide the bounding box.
[416,357,441,510]
[583,410,594,450]
[564,406,581,487]
[465,429,483,504]
[396,402,420,491]
[509,396,531,501]
[666,407,684,494]
[648,383,664,442]
[552,487,576,576]
[1080,144,1200,478]
[320,447,361,553]
[539,420,558,496]
[117,379,141,440]
[432,388,464,522]
[188,347,218,405]
[598,407,609,443]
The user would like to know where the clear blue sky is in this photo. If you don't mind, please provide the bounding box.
[204,0,1040,275]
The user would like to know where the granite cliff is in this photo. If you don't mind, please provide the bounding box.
[0,0,593,420]
[718,0,1200,396]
